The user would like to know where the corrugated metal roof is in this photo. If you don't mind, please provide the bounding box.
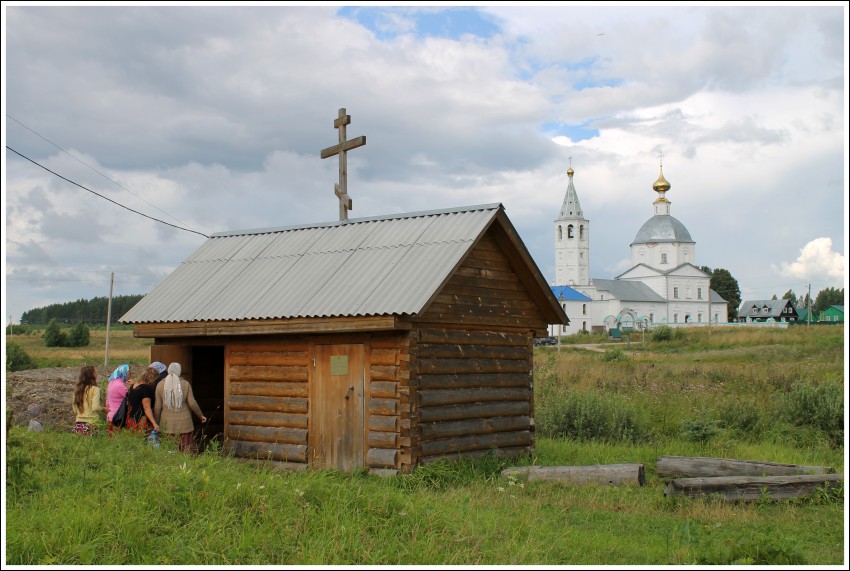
[550,285,592,302]
[120,205,501,323]
[591,279,668,303]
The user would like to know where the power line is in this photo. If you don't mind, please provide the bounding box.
[6,145,209,239]
[6,114,194,229]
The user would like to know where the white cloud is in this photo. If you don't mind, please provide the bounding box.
[775,238,846,281]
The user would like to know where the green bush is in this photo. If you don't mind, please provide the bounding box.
[717,399,763,437]
[680,416,723,443]
[651,326,673,342]
[6,343,36,372]
[537,390,647,442]
[778,379,844,447]
[67,322,90,347]
[42,319,68,347]
[602,348,627,362]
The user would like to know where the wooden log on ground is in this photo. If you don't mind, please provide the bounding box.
[656,456,835,478]
[502,464,645,486]
[663,473,844,501]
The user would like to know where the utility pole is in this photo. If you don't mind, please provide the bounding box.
[807,283,812,326]
[104,272,114,367]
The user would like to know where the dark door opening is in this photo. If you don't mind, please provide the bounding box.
[191,345,225,451]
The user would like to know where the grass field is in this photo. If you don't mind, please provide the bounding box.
[6,325,153,369]
[4,324,847,565]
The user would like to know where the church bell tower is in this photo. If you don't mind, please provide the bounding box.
[554,164,590,286]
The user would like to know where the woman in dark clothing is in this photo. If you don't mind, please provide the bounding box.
[126,367,160,436]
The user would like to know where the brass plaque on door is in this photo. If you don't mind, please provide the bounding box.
[330,355,349,375]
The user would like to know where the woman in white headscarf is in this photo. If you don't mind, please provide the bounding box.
[153,362,206,453]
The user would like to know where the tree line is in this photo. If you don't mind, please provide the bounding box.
[19,294,145,325]
[780,287,844,316]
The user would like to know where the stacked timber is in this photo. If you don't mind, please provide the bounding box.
[224,341,310,468]
[659,455,841,501]
[366,334,408,473]
[414,327,534,465]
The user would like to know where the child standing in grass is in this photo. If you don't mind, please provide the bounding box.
[72,365,106,435]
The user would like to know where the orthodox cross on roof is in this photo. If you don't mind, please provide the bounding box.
[320,108,366,221]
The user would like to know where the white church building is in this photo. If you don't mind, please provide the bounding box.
[550,164,729,336]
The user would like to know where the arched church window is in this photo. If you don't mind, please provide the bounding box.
[582,304,586,315]
[579,225,584,239]
[567,224,574,238]
[661,253,668,264]
[558,226,562,240]
[674,313,678,323]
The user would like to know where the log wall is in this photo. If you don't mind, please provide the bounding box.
[223,340,311,465]
[366,333,410,473]
[412,327,534,465]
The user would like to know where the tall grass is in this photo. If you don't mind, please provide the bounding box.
[5,427,843,565]
[5,325,846,565]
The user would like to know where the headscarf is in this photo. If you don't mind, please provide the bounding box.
[163,362,184,411]
[26,403,42,418]
[108,364,130,382]
[149,361,168,382]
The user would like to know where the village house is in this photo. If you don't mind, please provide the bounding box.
[120,203,568,474]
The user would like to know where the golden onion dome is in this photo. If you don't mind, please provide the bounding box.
[652,167,670,193]
[567,166,574,176]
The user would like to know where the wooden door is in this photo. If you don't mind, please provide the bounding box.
[150,345,192,381]
[310,344,365,471]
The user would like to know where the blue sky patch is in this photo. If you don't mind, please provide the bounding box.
[541,121,600,142]
[338,7,501,41]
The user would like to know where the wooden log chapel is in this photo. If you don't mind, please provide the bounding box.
[120,203,569,474]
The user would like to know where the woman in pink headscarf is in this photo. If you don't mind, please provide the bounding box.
[105,364,131,425]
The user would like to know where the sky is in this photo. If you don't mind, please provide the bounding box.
[2,2,848,325]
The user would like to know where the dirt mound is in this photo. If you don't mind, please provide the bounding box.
[5,366,115,431]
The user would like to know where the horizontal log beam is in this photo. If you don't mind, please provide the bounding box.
[133,316,408,338]
[418,328,529,347]
[369,398,399,416]
[370,348,398,366]
[230,381,308,398]
[370,366,398,382]
[419,445,531,465]
[417,343,528,360]
[418,358,529,376]
[229,365,308,382]
[228,425,308,445]
[419,387,530,407]
[368,431,399,448]
[419,373,529,390]
[228,395,308,414]
[419,401,529,422]
[419,430,531,456]
[227,410,308,429]
[502,464,645,486]
[226,439,308,463]
[368,415,399,432]
[656,456,835,478]
[229,342,309,353]
[367,447,398,468]
[663,474,844,501]
[420,416,530,440]
[370,381,397,398]
[229,351,309,366]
